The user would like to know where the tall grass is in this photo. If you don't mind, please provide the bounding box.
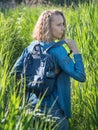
[64,3,98,130]
[0,3,98,130]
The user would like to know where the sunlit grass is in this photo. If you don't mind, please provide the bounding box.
[0,3,98,130]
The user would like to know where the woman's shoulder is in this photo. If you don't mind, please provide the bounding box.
[50,42,68,58]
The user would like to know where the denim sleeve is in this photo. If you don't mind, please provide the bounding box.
[51,46,86,82]
[11,48,28,75]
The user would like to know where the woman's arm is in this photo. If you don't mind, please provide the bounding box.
[51,40,86,82]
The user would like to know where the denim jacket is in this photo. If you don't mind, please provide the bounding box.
[12,40,86,118]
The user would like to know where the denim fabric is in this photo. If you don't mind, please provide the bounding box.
[40,40,86,118]
[11,40,86,119]
[39,93,69,130]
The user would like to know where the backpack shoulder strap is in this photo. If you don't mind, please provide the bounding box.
[45,40,66,52]
[29,40,66,55]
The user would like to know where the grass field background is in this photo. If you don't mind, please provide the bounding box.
[0,2,98,130]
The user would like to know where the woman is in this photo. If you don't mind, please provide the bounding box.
[12,10,86,130]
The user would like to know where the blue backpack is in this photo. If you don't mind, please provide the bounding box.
[22,40,65,97]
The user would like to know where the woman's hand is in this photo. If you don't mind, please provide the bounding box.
[65,39,79,54]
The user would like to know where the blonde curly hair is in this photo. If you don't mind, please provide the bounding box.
[33,10,66,42]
